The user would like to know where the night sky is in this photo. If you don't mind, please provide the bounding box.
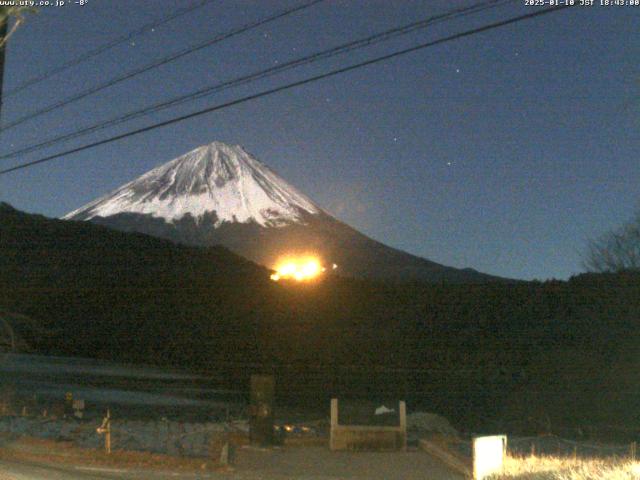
[1,0,638,280]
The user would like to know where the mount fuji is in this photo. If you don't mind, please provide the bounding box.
[64,141,500,282]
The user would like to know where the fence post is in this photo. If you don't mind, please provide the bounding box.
[399,401,407,451]
[329,398,338,451]
[330,398,338,428]
[105,409,111,454]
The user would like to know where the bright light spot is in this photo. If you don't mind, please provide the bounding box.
[270,256,327,282]
[473,435,506,480]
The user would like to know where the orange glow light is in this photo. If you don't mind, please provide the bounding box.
[270,256,327,282]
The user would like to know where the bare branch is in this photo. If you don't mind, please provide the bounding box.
[584,209,640,273]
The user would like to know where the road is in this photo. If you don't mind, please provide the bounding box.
[0,458,217,479]
[0,446,465,480]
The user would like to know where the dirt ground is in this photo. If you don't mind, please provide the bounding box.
[0,434,465,479]
[235,445,465,480]
[0,435,219,473]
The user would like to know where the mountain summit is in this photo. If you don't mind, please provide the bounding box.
[65,141,502,283]
[64,142,320,227]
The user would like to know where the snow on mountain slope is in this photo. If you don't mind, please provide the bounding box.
[63,142,321,227]
[63,141,505,283]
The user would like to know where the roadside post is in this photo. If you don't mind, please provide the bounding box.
[97,408,112,454]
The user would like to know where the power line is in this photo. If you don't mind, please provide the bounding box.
[0,5,572,177]
[0,0,514,162]
[0,0,325,132]
[3,0,217,99]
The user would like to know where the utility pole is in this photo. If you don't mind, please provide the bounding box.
[0,12,8,120]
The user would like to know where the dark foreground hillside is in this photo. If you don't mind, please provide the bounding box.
[1,202,640,437]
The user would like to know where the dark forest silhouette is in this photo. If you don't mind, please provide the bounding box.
[2,202,639,436]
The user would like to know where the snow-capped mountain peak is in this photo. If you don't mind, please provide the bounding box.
[63,141,321,227]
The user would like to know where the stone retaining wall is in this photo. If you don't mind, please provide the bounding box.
[0,416,244,457]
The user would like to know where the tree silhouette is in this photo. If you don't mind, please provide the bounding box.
[584,210,640,273]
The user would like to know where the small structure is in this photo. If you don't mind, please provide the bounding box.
[473,435,507,480]
[419,434,507,479]
[329,398,407,451]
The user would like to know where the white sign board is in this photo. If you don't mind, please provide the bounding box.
[473,435,506,480]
